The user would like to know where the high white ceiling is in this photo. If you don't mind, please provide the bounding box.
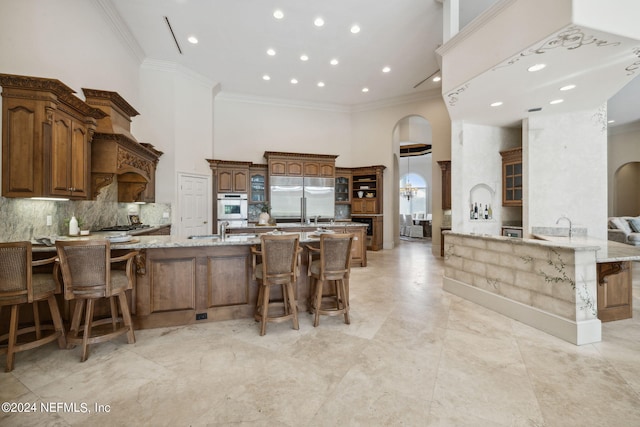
[107,0,639,126]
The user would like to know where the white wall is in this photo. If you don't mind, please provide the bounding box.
[524,106,609,240]
[0,0,140,109]
[213,94,352,166]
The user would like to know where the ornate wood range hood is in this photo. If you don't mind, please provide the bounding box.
[82,88,162,202]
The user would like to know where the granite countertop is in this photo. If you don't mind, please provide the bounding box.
[231,222,368,231]
[31,231,326,252]
[533,234,640,262]
[443,230,640,262]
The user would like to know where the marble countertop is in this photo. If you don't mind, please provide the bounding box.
[532,234,640,262]
[233,222,368,230]
[444,230,640,262]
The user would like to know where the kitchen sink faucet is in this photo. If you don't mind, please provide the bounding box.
[556,215,573,238]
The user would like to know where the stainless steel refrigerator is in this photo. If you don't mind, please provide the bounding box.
[269,176,335,221]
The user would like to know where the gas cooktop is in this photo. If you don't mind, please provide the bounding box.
[100,224,151,231]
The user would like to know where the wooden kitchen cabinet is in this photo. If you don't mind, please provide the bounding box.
[264,151,338,179]
[500,147,523,207]
[207,160,251,194]
[437,160,451,210]
[1,74,102,199]
[351,166,385,214]
[335,168,351,203]
[597,261,633,322]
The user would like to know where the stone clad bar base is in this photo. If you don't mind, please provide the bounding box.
[442,232,601,345]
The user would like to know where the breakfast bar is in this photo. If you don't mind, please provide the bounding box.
[442,231,640,345]
[19,223,367,331]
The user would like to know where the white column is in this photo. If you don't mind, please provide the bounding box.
[442,0,460,43]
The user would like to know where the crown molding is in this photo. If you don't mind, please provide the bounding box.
[140,59,215,88]
[350,89,443,113]
[214,92,352,113]
[215,88,443,114]
[93,0,145,63]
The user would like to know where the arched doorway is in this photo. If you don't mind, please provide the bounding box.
[614,162,640,216]
[392,115,433,245]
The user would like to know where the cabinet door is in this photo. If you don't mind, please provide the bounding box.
[287,161,303,176]
[303,161,320,176]
[50,115,73,197]
[250,172,266,202]
[597,261,632,322]
[2,101,38,196]
[320,163,335,177]
[69,122,89,198]
[218,169,233,192]
[270,161,286,175]
[352,198,365,214]
[233,170,248,192]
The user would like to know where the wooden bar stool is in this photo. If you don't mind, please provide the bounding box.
[55,240,138,362]
[251,234,300,336]
[0,242,66,372]
[306,233,353,327]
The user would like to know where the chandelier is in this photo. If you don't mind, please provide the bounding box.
[400,156,418,200]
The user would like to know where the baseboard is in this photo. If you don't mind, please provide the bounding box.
[443,277,602,345]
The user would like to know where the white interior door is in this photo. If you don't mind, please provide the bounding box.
[178,173,211,237]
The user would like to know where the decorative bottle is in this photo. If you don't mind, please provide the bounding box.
[69,215,79,236]
[484,204,489,219]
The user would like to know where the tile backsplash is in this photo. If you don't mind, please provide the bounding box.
[0,181,171,241]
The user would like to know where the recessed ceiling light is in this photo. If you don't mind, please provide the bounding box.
[560,84,576,91]
[266,48,276,56]
[314,17,324,27]
[490,101,503,107]
[273,10,284,19]
[187,36,198,44]
[362,87,369,93]
[432,76,441,82]
[528,63,546,72]
[290,78,298,84]
[382,66,391,73]
[262,75,271,81]
[550,99,564,104]
[300,54,309,61]
[608,119,615,124]
[317,81,325,87]
[330,58,339,66]
[350,24,361,34]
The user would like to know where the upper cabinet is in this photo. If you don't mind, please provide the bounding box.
[264,151,337,178]
[249,164,267,204]
[500,148,522,206]
[83,89,162,203]
[351,165,385,214]
[1,74,104,200]
[335,168,351,204]
[207,160,251,194]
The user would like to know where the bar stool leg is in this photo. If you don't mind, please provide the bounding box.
[47,295,67,348]
[118,293,135,344]
[67,300,84,348]
[109,296,118,331]
[285,281,299,330]
[6,305,19,372]
[32,302,41,340]
[260,285,270,336]
[313,278,324,327]
[80,299,94,362]
[338,279,350,324]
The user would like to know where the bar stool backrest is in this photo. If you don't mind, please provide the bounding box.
[319,234,353,281]
[0,242,32,304]
[56,240,111,300]
[260,234,300,286]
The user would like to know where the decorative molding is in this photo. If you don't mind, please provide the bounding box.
[350,89,443,113]
[93,0,145,63]
[625,46,640,76]
[82,88,140,117]
[92,173,114,199]
[445,83,469,107]
[116,146,153,178]
[215,91,351,113]
[492,26,622,71]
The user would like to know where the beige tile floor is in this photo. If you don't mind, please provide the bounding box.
[1,239,640,426]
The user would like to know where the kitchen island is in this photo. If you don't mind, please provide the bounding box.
[442,232,640,345]
[25,227,366,330]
